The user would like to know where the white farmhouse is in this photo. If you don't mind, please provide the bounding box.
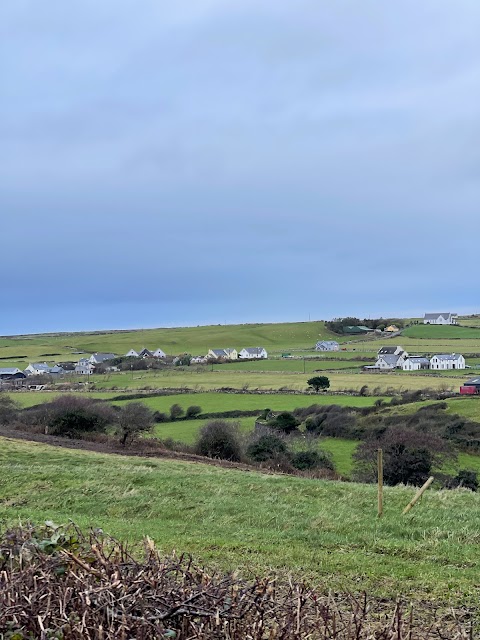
[191,355,207,364]
[153,348,166,358]
[377,346,407,357]
[89,353,115,364]
[402,357,430,371]
[125,349,139,357]
[430,354,465,370]
[315,341,339,352]
[423,313,458,325]
[375,354,404,370]
[239,347,268,359]
[75,359,95,375]
[25,362,53,376]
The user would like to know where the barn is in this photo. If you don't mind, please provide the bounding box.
[460,378,480,394]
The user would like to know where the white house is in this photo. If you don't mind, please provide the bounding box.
[430,354,465,370]
[75,359,95,375]
[315,341,339,352]
[402,357,430,371]
[239,347,268,359]
[207,348,238,360]
[125,349,139,357]
[224,348,238,360]
[89,353,115,364]
[423,313,458,325]
[25,362,53,376]
[191,355,207,364]
[153,348,166,358]
[375,354,404,369]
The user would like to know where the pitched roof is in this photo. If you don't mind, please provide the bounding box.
[405,357,430,364]
[242,347,265,355]
[424,313,456,320]
[210,349,227,357]
[90,353,115,362]
[29,363,52,371]
[316,341,339,347]
[0,368,23,375]
[431,353,463,361]
[378,355,401,366]
[378,346,399,355]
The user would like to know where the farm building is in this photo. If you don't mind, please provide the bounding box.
[89,353,116,364]
[239,347,268,359]
[430,354,465,370]
[342,325,372,335]
[75,361,95,375]
[0,368,26,380]
[125,349,139,357]
[191,355,207,364]
[423,313,458,325]
[402,357,430,371]
[461,378,480,394]
[153,348,166,358]
[315,341,339,352]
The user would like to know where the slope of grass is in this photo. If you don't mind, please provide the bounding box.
[0,321,349,365]
[1,437,480,604]
[402,324,480,340]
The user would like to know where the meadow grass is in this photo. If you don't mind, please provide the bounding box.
[402,324,480,340]
[1,437,480,603]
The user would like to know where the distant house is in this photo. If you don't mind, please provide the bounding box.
[239,347,268,359]
[423,313,458,325]
[402,357,430,371]
[138,348,154,358]
[224,348,238,360]
[384,325,400,333]
[125,349,139,357]
[430,354,465,370]
[0,368,26,380]
[89,353,115,364]
[75,360,95,375]
[25,362,53,376]
[315,341,339,352]
[377,346,407,357]
[153,348,166,358]
[191,355,207,364]
[375,354,405,370]
[208,349,227,359]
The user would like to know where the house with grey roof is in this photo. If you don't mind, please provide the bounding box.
[430,354,465,370]
[377,346,407,357]
[402,357,430,371]
[374,353,406,369]
[423,313,458,325]
[24,362,54,376]
[89,353,116,364]
[0,368,26,380]
[75,359,95,375]
[315,341,339,352]
[239,347,268,359]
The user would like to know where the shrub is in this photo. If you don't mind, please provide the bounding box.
[116,402,154,446]
[186,405,202,418]
[43,396,116,438]
[268,412,299,434]
[170,404,185,421]
[153,411,169,423]
[247,434,288,462]
[0,394,19,425]
[449,470,479,492]
[291,450,335,471]
[195,420,242,461]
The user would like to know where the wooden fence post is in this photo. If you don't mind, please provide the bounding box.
[377,449,383,518]
[402,476,434,515]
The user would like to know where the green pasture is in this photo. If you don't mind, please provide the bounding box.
[2,437,480,603]
[402,324,480,340]
[213,359,362,373]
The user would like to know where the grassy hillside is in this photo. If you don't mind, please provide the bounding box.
[1,437,480,603]
[402,324,480,340]
[0,321,346,366]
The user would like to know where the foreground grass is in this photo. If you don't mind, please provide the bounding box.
[0,437,479,604]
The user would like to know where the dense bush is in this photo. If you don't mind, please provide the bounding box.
[170,404,185,421]
[195,420,242,461]
[35,395,117,438]
[186,405,202,418]
[291,450,334,471]
[153,411,169,423]
[447,470,479,492]
[0,394,19,425]
[268,412,299,434]
[354,427,455,486]
[304,405,358,438]
[246,434,288,462]
[116,402,155,446]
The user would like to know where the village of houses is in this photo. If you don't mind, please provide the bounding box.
[0,313,469,384]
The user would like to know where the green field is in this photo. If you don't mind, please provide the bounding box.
[402,324,480,340]
[1,437,480,603]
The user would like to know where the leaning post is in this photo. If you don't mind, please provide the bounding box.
[402,476,434,515]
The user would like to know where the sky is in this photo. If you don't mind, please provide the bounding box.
[1,1,480,335]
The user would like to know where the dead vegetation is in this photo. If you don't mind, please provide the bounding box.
[0,523,475,639]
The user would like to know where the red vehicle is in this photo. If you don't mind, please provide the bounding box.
[460,385,477,395]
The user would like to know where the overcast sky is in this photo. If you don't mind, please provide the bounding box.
[1,1,479,334]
